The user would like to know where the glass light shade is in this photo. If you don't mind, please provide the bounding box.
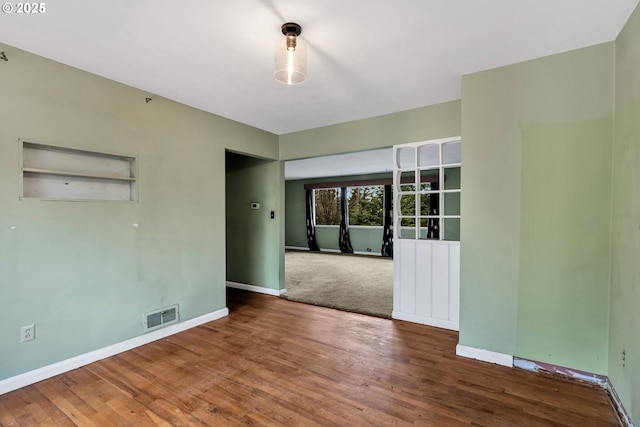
[274,36,307,85]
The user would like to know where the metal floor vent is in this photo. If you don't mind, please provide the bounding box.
[144,304,179,332]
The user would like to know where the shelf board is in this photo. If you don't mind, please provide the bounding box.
[23,167,136,182]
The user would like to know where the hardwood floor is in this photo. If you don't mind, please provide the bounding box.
[0,288,621,426]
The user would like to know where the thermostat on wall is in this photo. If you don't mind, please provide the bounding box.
[250,202,260,210]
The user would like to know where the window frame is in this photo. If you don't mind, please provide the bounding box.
[394,138,461,241]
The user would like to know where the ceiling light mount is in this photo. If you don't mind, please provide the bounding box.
[274,22,306,85]
[282,23,302,51]
[282,23,302,37]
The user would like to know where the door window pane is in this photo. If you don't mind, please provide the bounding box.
[397,147,415,169]
[442,140,461,164]
[418,218,439,240]
[400,194,416,216]
[400,170,415,192]
[444,167,461,190]
[418,144,439,167]
[444,192,460,216]
[444,218,460,241]
[399,217,416,239]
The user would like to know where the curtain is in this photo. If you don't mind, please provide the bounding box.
[338,187,354,253]
[427,182,440,239]
[305,189,320,251]
[381,184,393,257]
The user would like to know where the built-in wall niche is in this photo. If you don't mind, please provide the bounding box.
[21,140,138,201]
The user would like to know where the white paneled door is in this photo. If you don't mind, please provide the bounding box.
[392,137,461,330]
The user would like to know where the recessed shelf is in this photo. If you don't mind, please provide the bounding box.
[21,140,138,201]
[22,167,137,182]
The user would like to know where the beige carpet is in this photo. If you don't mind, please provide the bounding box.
[283,250,393,318]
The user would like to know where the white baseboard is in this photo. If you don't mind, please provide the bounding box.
[285,246,383,257]
[354,250,383,256]
[226,281,286,296]
[322,248,383,256]
[285,246,310,251]
[0,307,229,396]
[392,311,459,331]
[456,344,514,367]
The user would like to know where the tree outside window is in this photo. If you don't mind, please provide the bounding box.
[397,183,432,226]
[314,188,340,225]
[347,186,384,226]
[314,186,386,226]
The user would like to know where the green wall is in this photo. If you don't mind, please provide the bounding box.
[279,101,461,160]
[285,179,307,248]
[517,118,612,372]
[226,152,284,290]
[0,43,279,380]
[609,3,640,422]
[285,173,392,253]
[460,43,614,373]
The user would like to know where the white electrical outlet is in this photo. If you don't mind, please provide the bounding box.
[21,324,35,342]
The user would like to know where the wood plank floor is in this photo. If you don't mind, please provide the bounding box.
[0,288,621,426]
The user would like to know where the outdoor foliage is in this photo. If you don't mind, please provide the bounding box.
[315,184,434,227]
[315,186,385,226]
[315,189,340,225]
[348,186,384,226]
[398,183,432,226]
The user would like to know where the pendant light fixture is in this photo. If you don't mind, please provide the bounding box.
[274,22,307,85]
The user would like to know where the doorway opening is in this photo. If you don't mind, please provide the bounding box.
[225,150,284,297]
[283,148,394,317]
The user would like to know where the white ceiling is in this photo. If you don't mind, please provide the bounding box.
[1,0,637,137]
[285,148,393,180]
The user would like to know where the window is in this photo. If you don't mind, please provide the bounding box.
[347,186,384,226]
[314,188,340,225]
[394,139,461,241]
[314,185,385,226]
